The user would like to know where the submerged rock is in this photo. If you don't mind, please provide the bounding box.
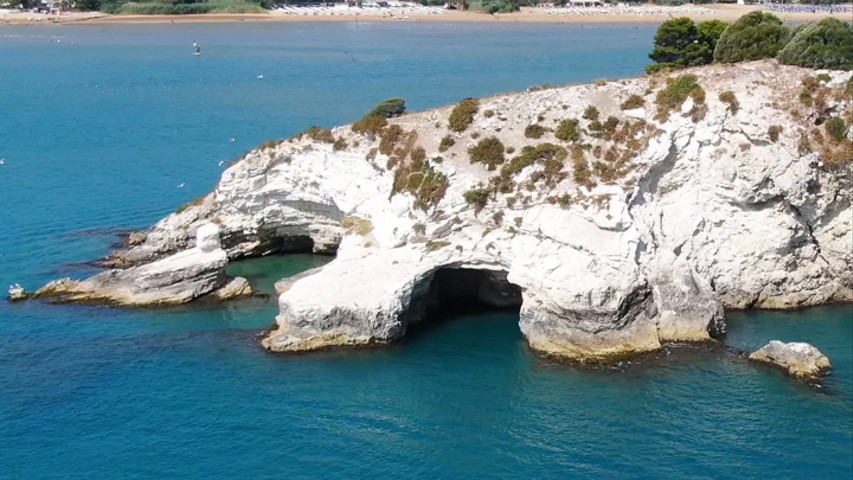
[749,340,832,379]
[32,224,252,306]
[209,276,253,301]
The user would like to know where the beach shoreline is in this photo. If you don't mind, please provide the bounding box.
[2,5,851,26]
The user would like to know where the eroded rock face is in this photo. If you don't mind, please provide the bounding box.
[49,62,853,360]
[749,340,832,379]
[32,224,252,306]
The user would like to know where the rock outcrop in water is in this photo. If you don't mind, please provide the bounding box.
[749,340,832,379]
[32,61,853,360]
[28,224,253,306]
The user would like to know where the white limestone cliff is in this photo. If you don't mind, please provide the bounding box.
[41,61,853,360]
[30,224,252,306]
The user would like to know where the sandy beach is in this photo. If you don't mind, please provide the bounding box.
[1,4,851,25]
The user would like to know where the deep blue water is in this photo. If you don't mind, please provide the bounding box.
[1,22,851,479]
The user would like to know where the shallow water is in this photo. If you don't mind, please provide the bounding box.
[1,22,851,479]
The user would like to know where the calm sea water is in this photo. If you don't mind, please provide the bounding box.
[1,23,851,479]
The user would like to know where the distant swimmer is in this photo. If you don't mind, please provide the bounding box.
[193,41,201,56]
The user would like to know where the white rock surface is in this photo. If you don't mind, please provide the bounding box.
[7,284,25,301]
[72,62,853,359]
[34,224,251,306]
[749,340,832,379]
[196,223,222,252]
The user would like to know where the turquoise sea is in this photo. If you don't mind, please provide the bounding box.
[0,23,851,479]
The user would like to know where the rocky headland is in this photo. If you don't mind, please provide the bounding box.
[18,61,852,367]
[23,224,253,306]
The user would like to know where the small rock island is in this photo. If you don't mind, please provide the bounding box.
[750,340,833,380]
[17,61,852,370]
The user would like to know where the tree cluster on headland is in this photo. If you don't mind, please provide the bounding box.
[647,11,853,73]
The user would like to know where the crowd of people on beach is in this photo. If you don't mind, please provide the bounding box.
[271,4,448,17]
[269,3,721,18]
[765,4,852,14]
[543,4,714,17]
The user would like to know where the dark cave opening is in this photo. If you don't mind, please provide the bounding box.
[402,268,524,339]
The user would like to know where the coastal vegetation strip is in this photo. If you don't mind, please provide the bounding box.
[646,11,853,73]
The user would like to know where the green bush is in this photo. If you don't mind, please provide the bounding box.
[352,115,387,135]
[654,74,703,120]
[718,90,739,114]
[646,17,729,73]
[587,121,603,138]
[302,126,335,143]
[116,1,265,14]
[768,125,783,142]
[438,135,455,152]
[825,117,849,142]
[425,241,451,252]
[463,187,491,212]
[528,84,556,92]
[554,118,582,143]
[448,98,479,132]
[582,105,600,121]
[468,137,506,171]
[118,2,211,14]
[621,94,645,110]
[777,18,853,70]
[481,0,520,14]
[524,124,547,139]
[714,11,790,63]
[367,98,407,118]
[207,0,266,13]
[378,124,404,155]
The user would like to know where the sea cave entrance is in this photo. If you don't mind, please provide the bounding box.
[404,268,524,339]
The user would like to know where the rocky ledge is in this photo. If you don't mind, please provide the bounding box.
[20,61,853,361]
[749,340,832,380]
[22,224,253,306]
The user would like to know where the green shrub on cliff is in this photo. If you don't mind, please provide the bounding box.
[524,124,548,139]
[768,125,783,142]
[367,98,407,118]
[825,117,849,142]
[554,119,582,143]
[302,126,335,143]
[654,74,704,121]
[719,90,740,114]
[463,186,491,212]
[777,18,853,71]
[352,115,387,135]
[621,94,645,110]
[438,135,456,152]
[449,98,479,132]
[714,11,790,63]
[468,137,506,171]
